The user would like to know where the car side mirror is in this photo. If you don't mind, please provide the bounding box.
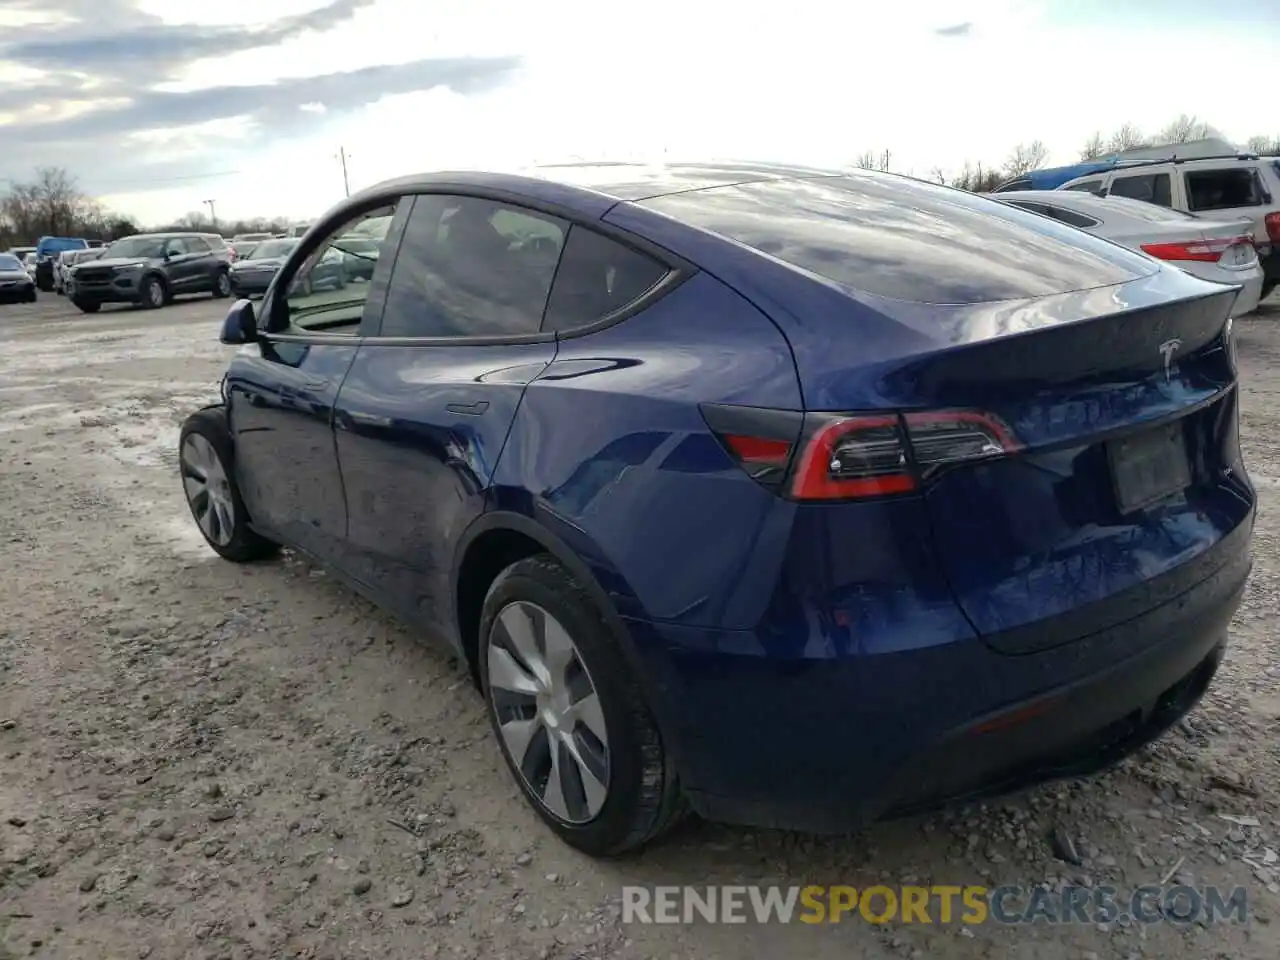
[221,299,258,344]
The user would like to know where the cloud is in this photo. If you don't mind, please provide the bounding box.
[0,0,520,205]
[934,22,973,36]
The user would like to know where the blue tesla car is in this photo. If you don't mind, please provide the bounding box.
[179,162,1254,856]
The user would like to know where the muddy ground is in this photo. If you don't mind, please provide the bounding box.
[1,291,1279,960]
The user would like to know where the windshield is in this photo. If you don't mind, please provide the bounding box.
[104,237,167,259]
[249,239,298,259]
[0,254,21,270]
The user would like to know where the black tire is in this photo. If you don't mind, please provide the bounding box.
[178,408,279,563]
[26,291,37,303]
[212,269,232,299]
[478,555,685,857]
[73,299,99,313]
[139,275,166,310]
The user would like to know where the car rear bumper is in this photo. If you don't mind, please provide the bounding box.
[629,512,1252,833]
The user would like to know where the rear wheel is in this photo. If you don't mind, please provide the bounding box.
[212,269,231,299]
[73,299,98,313]
[179,409,279,562]
[478,555,684,856]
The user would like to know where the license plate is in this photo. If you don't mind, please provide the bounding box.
[1108,422,1191,514]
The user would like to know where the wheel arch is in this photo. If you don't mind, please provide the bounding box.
[451,510,650,692]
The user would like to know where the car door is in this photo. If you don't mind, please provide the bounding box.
[333,192,564,632]
[162,237,198,291]
[224,200,405,562]
[183,236,217,290]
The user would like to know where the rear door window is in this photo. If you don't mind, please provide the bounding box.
[1064,178,1104,193]
[1009,201,1099,229]
[1183,167,1270,212]
[542,226,668,332]
[1107,173,1173,207]
[379,194,566,338]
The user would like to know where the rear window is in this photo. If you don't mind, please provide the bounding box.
[1184,168,1269,212]
[640,175,1153,304]
[1006,201,1099,229]
[1064,179,1104,193]
[1107,173,1173,207]
[1096,196,1200,222]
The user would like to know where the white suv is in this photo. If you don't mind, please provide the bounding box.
[1059,156,1280,300]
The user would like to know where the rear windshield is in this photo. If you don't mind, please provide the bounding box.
[0,254,21,270]
[1094,196,1200,222]
[640,175,1154,304]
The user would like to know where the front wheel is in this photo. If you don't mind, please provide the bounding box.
[72,299,98,313]
[178,409,280,563]
[140,276,166,309]
[478,556,684,856]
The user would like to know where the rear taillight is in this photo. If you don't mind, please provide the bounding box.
[1141,236,1254,263]
[1266,212,1280,244]
[702,404,1020,501]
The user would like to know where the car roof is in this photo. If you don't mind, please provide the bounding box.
[348,161,849,211]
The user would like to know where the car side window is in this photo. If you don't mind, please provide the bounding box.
[542,226,668,333]
[379,194,566,339]
[1040,205,1099,229]
[165,238,190,256]
[275,204,397,336]
[186,237,211,253]
[1108,173,1172,207]
[1183,168,1268,212]
[1064,179,1103,193]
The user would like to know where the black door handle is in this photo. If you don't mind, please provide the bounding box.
[446,400,489,415]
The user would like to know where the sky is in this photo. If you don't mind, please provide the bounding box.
[1,0,1277,226]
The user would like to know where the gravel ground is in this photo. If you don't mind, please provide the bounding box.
[1,291,1279,960]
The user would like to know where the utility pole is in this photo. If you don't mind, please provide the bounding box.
[202,199,217,230]
[336,147,350,197]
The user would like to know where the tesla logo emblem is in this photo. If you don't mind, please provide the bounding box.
[1159,338,1182,383]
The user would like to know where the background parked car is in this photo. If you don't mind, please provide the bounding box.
[53,247,106,295]
[68,232,233,313]
[22,253,37,280]
[33,235,89,291]
[0,252,37,303]
[228,237,299,297]
[992,190,1265,316]
[1058,153,1280,300]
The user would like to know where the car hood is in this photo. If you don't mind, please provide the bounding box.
[79,257,151,270]
[0,269,29,281]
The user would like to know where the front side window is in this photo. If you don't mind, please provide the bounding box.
[1107,173,1172,207]
[186,237,211,253]
[1064,178,1104,193]
[1184,167,1268,212]
[279,204,397,334]
[164,238,191,256]
[379,194,566,338]
[542,226,668,332]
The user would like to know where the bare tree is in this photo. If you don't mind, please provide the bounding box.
[1106,123,1149,153]
[1158,114,1217,144]
[855,150,877,170]
[877,149,892,173]
[0,167,141,247]
[1247,134,1280,155]
[1004,140,1049,177]
[928,166,948,185]
[1079,131,1107,160]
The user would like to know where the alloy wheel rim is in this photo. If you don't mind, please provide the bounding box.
[148,281,163,307]
[217,273,230,295]
[180,434,236,547]
[487,601,610,824]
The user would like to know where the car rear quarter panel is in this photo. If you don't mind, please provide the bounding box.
[491,271,803,630]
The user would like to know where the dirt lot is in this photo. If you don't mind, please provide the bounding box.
[1,290,1279,960]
